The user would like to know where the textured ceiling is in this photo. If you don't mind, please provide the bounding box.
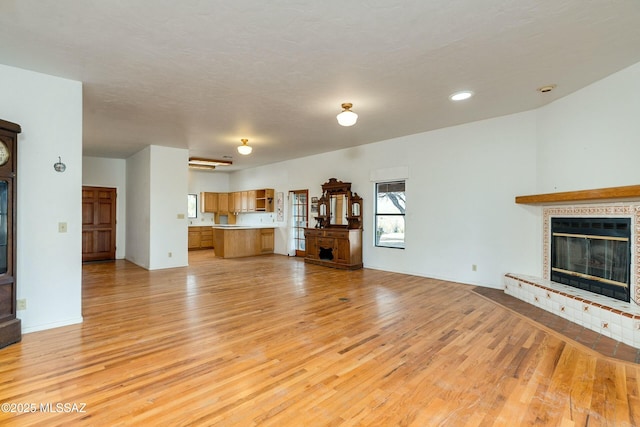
[1,1,640,171]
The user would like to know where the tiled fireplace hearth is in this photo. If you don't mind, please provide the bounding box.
[505,201,640,350]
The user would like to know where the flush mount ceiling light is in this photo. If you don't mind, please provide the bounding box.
[336,103,358,126]
[188,157,233,171]
[449,91,473,101]
[237,138,252,155]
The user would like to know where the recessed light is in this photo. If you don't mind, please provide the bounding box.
[449,91,473,101]
[537,84,557,93]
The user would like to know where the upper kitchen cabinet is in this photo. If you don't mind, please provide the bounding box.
[200,192,218,213]
[229,189,274,213]
[217,193,229,214]
[199,189,274,214]
[255,189,274,212]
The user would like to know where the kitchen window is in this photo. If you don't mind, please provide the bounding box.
[187,194,197,218]
[375,181,405,248]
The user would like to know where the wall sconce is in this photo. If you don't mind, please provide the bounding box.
[53,156,66,172]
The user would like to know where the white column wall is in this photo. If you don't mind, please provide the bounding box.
[125,147,151,268]
[0,64,83,332]
[148,145,189,270]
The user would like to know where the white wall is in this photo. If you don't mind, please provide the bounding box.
[126,147,151,268]
[230,111,540,288]
[188,169,230,225]
[0,64,83,333]
[536,62,640,192]
[82,156,127,259]
[149,146,189,269]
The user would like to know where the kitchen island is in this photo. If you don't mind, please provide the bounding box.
[212,225,275,258]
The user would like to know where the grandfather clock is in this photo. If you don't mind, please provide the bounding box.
[0,119,21,348]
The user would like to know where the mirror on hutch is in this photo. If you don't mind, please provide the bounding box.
[305,178,363,270]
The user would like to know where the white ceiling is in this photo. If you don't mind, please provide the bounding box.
[1,1,640,171]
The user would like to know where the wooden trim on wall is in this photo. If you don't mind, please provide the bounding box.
[515,185,640,205]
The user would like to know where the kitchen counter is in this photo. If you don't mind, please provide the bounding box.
[212,226,275,258]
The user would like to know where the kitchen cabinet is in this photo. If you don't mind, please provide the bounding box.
[241,191,249,212]
[233,192,242,213]
[200,227,213,248]
[188,226,214,250]
[229,188,274,213]
[247,190,256,212]
[213,226,275,258]
[217,193,229,214]
[256,189,274,212]
[200,192,218,213]
[260,228,275,253]
[206,189,275,214]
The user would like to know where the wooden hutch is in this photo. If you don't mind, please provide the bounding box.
[304,178,363,270]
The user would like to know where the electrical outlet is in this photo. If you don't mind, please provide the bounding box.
[168,252,172,258]
[17,299,26,310]
[58,222,67,233]
[472,264,477,272]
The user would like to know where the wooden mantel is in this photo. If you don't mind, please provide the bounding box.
[515,184,640,205]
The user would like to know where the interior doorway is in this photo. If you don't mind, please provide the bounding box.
[291,189,308,257]
[82,186,117,262]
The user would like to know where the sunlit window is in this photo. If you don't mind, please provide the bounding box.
[375,181,405,249]
[187,194,197,218]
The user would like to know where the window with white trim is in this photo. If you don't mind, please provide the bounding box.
[375,181,405,248]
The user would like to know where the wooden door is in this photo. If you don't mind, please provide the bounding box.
[82,186,116,262]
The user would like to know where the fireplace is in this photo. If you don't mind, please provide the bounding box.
[505,199,640,350]
[550,217,631,302]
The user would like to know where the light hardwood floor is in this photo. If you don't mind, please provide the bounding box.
[1,250,639,426]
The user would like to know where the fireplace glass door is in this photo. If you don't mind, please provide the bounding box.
[550,217,631,302]
[552,234,629,286]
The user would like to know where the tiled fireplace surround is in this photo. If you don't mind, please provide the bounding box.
[505,202,640,350]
